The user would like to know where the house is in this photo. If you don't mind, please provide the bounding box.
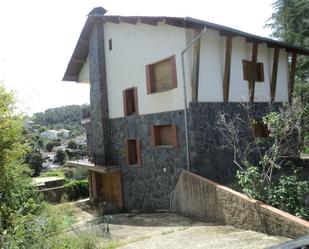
[41,130,59,140]
[63,7,309,211]
[58,129,71,138]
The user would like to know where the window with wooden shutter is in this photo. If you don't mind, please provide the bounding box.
[150,124,177,148]
[251,118,269,138]
[125,139,141,166]
[146,55,177,94]
[242,60,264,82]
[123,87,138,116]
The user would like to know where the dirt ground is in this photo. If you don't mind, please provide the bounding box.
[67,200,290,249]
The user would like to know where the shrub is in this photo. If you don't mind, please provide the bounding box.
[54,149,67,164]
[41,168,65,178]
[64,179,89,200]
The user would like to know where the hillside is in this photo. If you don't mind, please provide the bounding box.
[32,104,89,137]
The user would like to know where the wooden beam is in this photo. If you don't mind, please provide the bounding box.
[191,32,201,102]
[223,36,233,102]
[288,52,297,103]
[71,58,87,63]
[139,18,159,26]
[64,75,79,81]
[219,31,237,37]
[249,42,259,102]
[119,17,138,25]
[270,47,280,102]
[88,171,93,200]
[245,38,263,44]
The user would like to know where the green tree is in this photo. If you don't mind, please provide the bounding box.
[67,140,77,150]
[45,142,54,152]
[0,85,41,237]
[267,0,309,150]
[25,150,43,176]
[54,149,67,165]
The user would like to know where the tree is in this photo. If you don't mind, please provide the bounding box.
[45,142,54,152]
[0,85,42,236]
[215,103,308,218]
[25,150,43,176]
[54,149,67,165]
[67,140,77,150]
[267,0,309,150]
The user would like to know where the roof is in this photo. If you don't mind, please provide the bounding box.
[63,7,309,82]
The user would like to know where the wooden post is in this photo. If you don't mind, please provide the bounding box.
[88,170,93,201]
[270,47,280,103]
[91,171,97,202]
[191,32,201,102]
[288,52,297,103]
[223,36,233,102]
[249,43,259,102]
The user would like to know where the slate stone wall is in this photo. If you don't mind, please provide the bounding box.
[188,102,282,184]
[108,110,187,210]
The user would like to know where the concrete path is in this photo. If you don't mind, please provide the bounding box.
[120,222,289,249]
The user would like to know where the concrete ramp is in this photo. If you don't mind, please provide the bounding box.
[171,170,309,238]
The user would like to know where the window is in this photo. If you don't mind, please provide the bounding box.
[150,124,177,147]
[146,55,177,94]
[125,139,141,165]
[123,87,138,116]
[242,60,264,82]
[251,118,269,138]
[108,39,112,51]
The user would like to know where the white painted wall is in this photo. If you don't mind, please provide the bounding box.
[104,22,189,119]
[78,22,290,118]
[198,30,289,102]
[78,58,89,83]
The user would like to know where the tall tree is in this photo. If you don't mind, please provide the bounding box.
[267,0,309,149]
[0,85,41,237]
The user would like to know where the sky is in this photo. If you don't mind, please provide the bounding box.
[0,0,276,115]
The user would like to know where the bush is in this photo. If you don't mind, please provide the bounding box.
[41,168,65,178]
[25,150,43,176]
[54,149,67,164]
[64,179,89,200]
[67,140,77,150]
[45,142,54,152]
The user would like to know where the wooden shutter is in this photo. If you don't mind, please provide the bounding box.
[171,55,177,88]
[243,60,251,81]
[146,65,153,94]
[136,139,142,166]
[256,63,264,82]
[171,124,177,148]
[123,90,128,116]
[133,87,138,115]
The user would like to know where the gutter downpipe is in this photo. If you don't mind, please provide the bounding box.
[181,27,207,172]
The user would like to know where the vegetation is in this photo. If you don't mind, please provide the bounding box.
[32,105,89,137]
[54,149,67,164]
[0,85,42,245]
[267,0,309,151]
[25,149,43,176]
[216,103,308,218]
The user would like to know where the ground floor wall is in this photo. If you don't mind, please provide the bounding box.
[86,102,292,210]
[108,110,187,210]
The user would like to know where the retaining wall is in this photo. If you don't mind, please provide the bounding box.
[172,170,309,238]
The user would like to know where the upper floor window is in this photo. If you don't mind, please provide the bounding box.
[146,55,177,94]
[242,60,264,82]
[123,87,138,116]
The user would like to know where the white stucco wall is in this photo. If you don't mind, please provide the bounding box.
[198,30,289,102]
[78,58,89,83]
[78,22,290,117]
[104,22,189,119]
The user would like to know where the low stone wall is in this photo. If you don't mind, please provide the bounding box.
[39,186,65,203]
[172,170,309,238]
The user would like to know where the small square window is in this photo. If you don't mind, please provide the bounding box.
[242,60,264,82]
[125,139,141,165]
[146,55,177,94]
[251,118,269,138]
[123,87,138,116]
[108,39,112,51]
[150,124,177,147]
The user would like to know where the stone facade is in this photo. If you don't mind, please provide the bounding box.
[108,110,187,210]
[188,102,281,184]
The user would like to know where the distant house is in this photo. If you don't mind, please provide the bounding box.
[63,7,309,210]
[58,129,71,138]
[41,130,58,140]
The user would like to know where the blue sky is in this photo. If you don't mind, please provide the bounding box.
[0,0,275,115]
